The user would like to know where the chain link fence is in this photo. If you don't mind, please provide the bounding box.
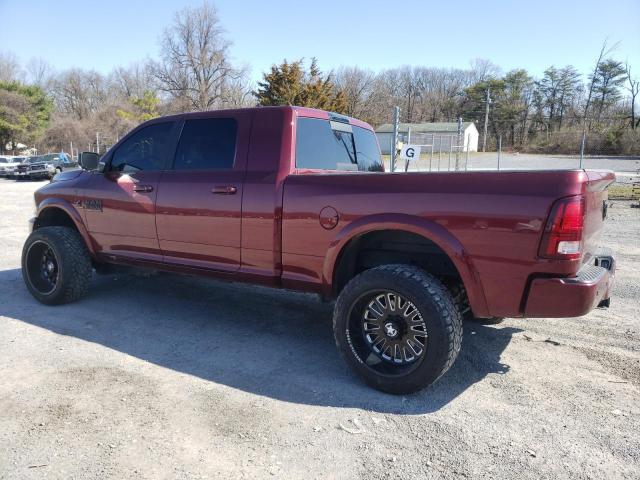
[387,130,640,203]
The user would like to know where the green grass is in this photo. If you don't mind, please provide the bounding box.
[608,184,637,200]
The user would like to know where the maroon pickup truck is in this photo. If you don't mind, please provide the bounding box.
[22,106,616,394]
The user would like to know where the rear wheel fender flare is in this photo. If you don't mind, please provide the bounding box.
[322,214,490,318]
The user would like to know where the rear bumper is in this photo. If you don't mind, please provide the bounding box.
[524,251,615,318]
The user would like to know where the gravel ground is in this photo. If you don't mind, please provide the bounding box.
[0,177,638,479]
[466,153,640,173]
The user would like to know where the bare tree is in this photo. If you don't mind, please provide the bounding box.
[220,69,255,107]
[152,1,243,110]
[51,69,109,120]
[0,51,23,82]
[625,62,639,130]
[469,58,502,83]
[110,62,156,100]
[25,57,54,91]
[334,67,376,120]
[583,40,619,130]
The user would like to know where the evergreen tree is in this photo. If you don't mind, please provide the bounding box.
[461,70,533,147]
[116,90,161,123]
[254,58,347,113]
[0,81,53,152]
[590,59,626,124]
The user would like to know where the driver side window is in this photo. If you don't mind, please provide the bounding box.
[110,122,174,172]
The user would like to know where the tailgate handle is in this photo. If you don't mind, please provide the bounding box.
[212,185,237,195]
[133,184,154,193]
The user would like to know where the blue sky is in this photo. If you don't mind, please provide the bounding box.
[1,0,639,82]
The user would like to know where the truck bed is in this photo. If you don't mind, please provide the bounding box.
[281,169,615,318]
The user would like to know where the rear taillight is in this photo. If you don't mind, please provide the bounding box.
[539,195,585,260]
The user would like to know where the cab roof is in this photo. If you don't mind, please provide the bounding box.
[144,105,374,132]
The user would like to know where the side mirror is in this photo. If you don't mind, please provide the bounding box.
[79,152,100,171]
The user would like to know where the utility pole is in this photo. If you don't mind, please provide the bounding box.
[482,87,491,152]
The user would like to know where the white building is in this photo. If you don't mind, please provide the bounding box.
[375,122,479,154]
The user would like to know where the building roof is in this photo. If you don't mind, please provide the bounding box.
[375,122,476,133]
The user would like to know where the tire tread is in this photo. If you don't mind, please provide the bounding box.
[22,226,92,305]
[333,264,462,394]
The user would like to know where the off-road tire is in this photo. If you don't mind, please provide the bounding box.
[333,264,462,395]
[22,226,92,305]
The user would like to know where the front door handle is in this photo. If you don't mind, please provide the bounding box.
[133,184,154,193]
[211,185,237,195]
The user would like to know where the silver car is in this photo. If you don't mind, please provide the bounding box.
[0,156,27,177]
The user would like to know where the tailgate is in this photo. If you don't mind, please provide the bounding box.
[582,171,616,265]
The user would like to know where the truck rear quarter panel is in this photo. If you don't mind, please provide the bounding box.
[281,170,594,318]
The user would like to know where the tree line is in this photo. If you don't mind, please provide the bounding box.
[1,2,638,156]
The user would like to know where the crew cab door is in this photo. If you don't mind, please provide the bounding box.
[155,113,250,272]
[83,120,179,261]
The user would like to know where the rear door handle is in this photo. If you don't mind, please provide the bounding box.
[133,184,154,193]
[211,185,237,195]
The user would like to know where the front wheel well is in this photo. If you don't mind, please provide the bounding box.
[332,230,464,297]
[34,207,78,232]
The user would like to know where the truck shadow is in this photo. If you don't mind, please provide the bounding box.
[0,267,520,414]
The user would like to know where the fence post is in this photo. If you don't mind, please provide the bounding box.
[430,133,434,172]
[456,117,462,170]
[465,133,470,170]
[391,106,400,172]
[448,135,453,171]
[497,135,502,171]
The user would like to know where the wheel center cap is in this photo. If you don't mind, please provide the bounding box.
[46,261,55,273]
[384,322,399,338]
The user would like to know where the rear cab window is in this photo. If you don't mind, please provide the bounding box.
[173,118,237,170]
[295,117,383,172]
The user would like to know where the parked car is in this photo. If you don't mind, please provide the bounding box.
[14,156,54,180]
[14,152,77,180]
[0,156,11,176]
[21,106,616,394]
[42,152,79,174]
[0,156,27,177]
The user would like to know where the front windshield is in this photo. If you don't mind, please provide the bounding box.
[27,157,42,163]
[0,158,7,164]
